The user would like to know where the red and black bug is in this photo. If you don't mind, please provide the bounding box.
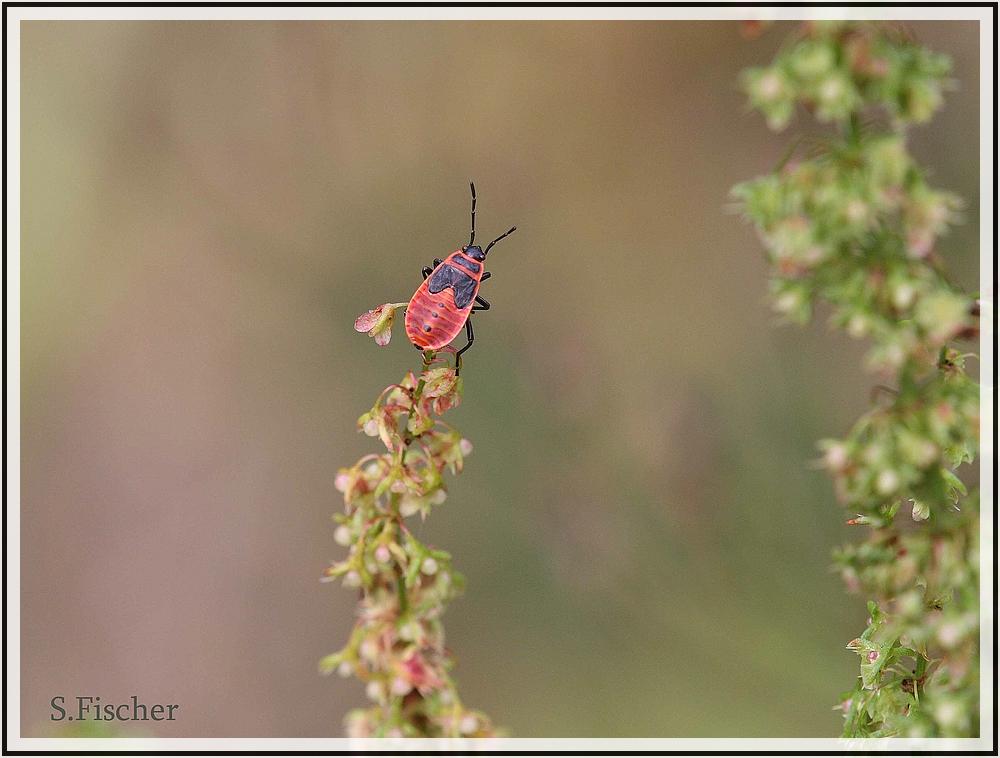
[404,182,515,361]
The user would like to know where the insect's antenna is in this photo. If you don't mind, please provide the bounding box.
[469,181,477,247]
[483,226,516,256]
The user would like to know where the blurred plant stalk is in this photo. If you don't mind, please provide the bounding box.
[733,21,980,737]
[320,319,499,738]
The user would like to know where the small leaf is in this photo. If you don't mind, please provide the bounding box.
[375,407,397,452]
[354,303,408,346]
[406,404,434,436]
[405,551,423,588]
[940,468,967,499]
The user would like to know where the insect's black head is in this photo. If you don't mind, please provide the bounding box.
[463,245,486,261]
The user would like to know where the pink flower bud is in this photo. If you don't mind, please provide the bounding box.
[906,231,934,259]
[359,638,378,662]
[334,525,352,546]
[823,443,849,471]
[399,495,422,518]
[774,290,802,314]
[883,344,906,368]
[937,622,962,649]
[391,676,414,696]
[343,570,362,589]
[847,315,869,337]
[892,283,916,310]
[819,76,845,103]
[876,469,900,494]
[934,699,962,729]
[844,199,868,224]
[868,57,889,78]
[345,711,373,738]
[365,680,383,702]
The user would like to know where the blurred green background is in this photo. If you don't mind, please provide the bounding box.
[19,19,981,738]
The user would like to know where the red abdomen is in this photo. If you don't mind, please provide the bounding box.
[405,250,482,350]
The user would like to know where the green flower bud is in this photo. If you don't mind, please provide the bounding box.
[790,41,836,79]
[843,198,870,226]
[815,72,861,121]
[903,78,943,123]
[866,135,910,189]
[915,292,971,343]
[742,67,796,130]
[847,314,870,338]
[933,697,967,731]
[757,70,786,100]
[892,282,916,310]
[897,430,938,469]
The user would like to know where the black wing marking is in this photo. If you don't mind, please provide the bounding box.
[452,256,481,274]
[428,264,477,309]
[427,263,457,293]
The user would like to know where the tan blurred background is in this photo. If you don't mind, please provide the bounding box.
[19,20,980,737]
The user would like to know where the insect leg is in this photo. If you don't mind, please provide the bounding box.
[456,318,475,358]
[421,259,444,280]
[480,271,491,281]
[471,295,490,312]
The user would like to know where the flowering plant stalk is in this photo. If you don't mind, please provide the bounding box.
[733,21,980,737]
[321,308,499,737]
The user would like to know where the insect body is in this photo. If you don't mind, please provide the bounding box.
[404,182,515,359]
